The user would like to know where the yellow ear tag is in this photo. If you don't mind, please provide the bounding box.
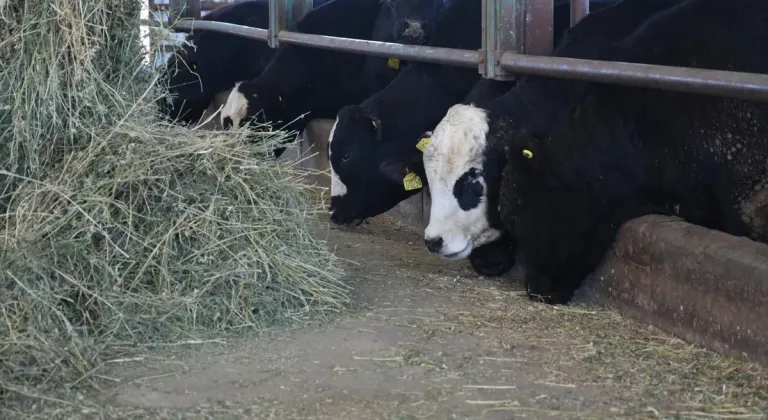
[387,58,400,70]
[522,149,534,159]
[403,171,423,191]
[415,136,430,152]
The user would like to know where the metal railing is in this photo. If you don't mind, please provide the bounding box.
[170,0,768,103]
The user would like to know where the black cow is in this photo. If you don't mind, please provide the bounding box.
[158,0,275,125]
[219,0,449,157]
[419,0,689,277]
[327,0,618,228]
[503,0,768,304]
[365,0,452,93]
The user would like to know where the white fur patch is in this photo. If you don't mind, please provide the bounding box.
[328,118,348,202]
[220,81,248,128]
[423,104,502,259]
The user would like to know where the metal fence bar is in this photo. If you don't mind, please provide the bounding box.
[279,30,479,67]
[499,52,768,102]
[174,20,269,40]
[570,0,589,26]
[170,10,768,103]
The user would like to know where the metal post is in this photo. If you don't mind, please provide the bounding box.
[482,0,553,80]
[169,0,183,22]
[570,0,589,26]
[188,0,201,19]
[268,0,284,48]
[269,0,314,48]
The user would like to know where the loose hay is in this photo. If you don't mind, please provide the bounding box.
[0,0,347,401]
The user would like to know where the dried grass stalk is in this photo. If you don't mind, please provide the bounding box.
[0,0,347,397]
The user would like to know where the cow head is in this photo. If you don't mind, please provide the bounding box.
[422,103,512,275]
[328,105,426,226]
[160,37,213,124]
[220,79,312,134]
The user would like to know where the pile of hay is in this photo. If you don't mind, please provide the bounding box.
[0,0,347,399]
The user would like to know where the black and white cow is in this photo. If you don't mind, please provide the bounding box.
[502,0,768,304]
[157,0,316,125]
[219,0,448,157]
[420,0,689,276]
[327,0,619,228]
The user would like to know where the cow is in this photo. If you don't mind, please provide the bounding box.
[365,0,452,93]
[158,0,276,125]
[219,0,450,158]
[419,0,690,278]
[326,0,619,230]
[501,0,768,304]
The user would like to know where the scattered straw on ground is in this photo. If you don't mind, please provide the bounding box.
[0,0,347,407]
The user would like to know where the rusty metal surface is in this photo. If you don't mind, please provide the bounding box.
[499,52,768,102]
[590,215,768,367]
[481,0,553,80]
[570,0,589,26]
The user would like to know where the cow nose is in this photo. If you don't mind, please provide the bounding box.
[223,116,234,130]
[424,237,443,253]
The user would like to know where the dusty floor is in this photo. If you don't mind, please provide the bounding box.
[11,214,764,419]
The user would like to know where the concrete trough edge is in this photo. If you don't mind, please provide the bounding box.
[292,119,768,367]
[586,214,768,368]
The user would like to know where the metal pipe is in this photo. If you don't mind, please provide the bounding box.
[168,20,768,103]
[172,20,269,40]
[268,0,282,47]
[277,31,479,67]
[500,52,768,102]
[570,0,589,27]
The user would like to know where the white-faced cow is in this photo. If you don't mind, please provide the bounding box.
[328,0,623,227]
[421,0,689,278]
[219,0,449,157]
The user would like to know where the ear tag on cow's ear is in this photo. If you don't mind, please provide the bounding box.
[278,95,282,102]
[387,58,400,70]
[403,170,423,191]
[415,136,430,152]
[371,120,378,130]
[522,149,534,159]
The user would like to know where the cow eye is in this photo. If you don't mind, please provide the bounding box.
[342,153,351,162]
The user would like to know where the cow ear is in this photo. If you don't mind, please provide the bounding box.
[380,155,424,191]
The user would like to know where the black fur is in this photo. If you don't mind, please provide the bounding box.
[435,0,689,279]
[158,0,280,124]
[504,0,768,304]
[231,0,447,158]
[327,0,617,226]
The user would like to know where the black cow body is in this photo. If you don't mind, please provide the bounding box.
[220,0,448,158]
[158,0,281,124]
[503,0,768,304]
[418,0,688,279]
[327,0,618,227]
